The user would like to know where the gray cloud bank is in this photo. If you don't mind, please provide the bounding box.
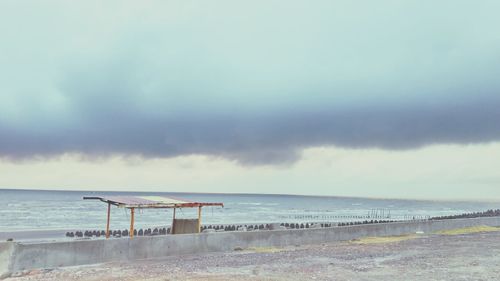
[1,1,500,164]
[1,94,499,165]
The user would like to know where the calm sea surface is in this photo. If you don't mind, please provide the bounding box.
[1,189,499,232]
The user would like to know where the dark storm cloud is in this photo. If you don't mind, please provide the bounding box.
[1,93,499,165]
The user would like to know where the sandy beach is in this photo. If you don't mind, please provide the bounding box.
[4,227,500,281]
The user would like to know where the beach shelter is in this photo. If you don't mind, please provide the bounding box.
[83,195,223,238]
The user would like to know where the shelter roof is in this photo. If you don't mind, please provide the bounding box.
[83,195,223,209]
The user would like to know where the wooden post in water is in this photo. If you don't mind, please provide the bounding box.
[130,208,135,239]
[106,203,111,239]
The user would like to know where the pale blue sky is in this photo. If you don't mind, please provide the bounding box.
[1,1,499,199]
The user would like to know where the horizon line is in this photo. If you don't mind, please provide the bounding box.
[1,187,499,204]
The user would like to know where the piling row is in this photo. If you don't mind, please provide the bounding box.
[65,209,500,239]
[431,209,500,220]
[65,220,397,238]
[66,228,171,238]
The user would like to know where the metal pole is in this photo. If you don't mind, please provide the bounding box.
[130,208,135,239]
[106,203,111,239]
[197,206,202,233]
[172,207,176,234]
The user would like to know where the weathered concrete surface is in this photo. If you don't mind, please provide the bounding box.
[1,217,500,278]
[0,243,14,279]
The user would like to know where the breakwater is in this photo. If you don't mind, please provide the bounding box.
[62,209,500,239]
[65,220,397,239]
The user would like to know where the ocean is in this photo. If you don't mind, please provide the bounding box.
[1,189,499,232]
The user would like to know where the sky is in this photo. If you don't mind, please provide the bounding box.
[1,1,500,200]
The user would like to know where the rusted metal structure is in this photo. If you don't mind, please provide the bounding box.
[83,196,223,238]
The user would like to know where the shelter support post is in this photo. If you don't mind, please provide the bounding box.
[130,208,135,238]
[106,203,111,239]
[197,206,202,233]
[172,207,176,234]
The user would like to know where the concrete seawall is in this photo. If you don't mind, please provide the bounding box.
[1,217,500,278]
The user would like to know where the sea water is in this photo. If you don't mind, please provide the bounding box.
[0,189,498,232]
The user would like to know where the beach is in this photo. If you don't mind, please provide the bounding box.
[5,227,500,281]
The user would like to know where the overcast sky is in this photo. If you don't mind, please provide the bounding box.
[1,1,500,200]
